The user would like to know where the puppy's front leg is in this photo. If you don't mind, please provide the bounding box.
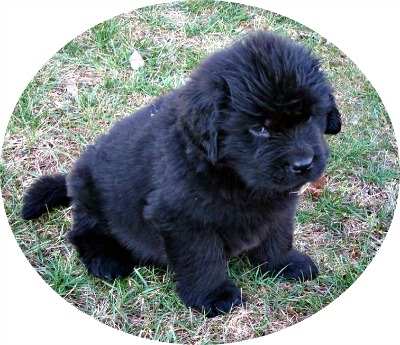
[247,221,319,281]
[162,227,244,317]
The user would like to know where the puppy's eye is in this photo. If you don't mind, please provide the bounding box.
[249,126,270,138]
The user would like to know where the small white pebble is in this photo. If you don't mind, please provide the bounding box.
[66,81,78,100]
[129,49,145,70]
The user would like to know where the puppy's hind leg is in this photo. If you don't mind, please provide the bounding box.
[67,209,136,280]
[66,154,136,280]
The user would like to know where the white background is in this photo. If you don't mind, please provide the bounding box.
[1,1,399,344]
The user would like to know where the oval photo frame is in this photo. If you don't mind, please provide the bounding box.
[1,1,399,344]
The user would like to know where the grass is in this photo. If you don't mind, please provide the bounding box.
[1,0,399,343]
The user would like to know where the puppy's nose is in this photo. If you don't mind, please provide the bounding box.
[290,156,314,174]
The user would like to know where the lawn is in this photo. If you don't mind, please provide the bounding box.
[1,0,399,343]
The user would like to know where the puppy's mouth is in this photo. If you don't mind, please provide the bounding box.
[288,180,311,193]
[272,164,325,193]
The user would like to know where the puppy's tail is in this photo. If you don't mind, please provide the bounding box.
[21,174,71,220]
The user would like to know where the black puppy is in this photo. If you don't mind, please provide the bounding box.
[22,32,341,317]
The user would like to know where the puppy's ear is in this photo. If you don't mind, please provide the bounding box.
[325,94,342,135]
[183,76,230,165]
[203,106,219,164]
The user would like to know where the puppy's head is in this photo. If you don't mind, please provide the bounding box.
[181,32,341,193]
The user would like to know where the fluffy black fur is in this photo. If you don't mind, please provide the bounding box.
[22,32,341,317]
[21,174,70,220]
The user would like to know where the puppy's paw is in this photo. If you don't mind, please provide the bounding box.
[83,254,134,281]
[199,281,245,317]
[279,250,319,281]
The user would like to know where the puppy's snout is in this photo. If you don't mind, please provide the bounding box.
[289,155,314,174]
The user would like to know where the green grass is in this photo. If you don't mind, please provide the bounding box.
[183,1,250,37]
[1,0,399,344]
